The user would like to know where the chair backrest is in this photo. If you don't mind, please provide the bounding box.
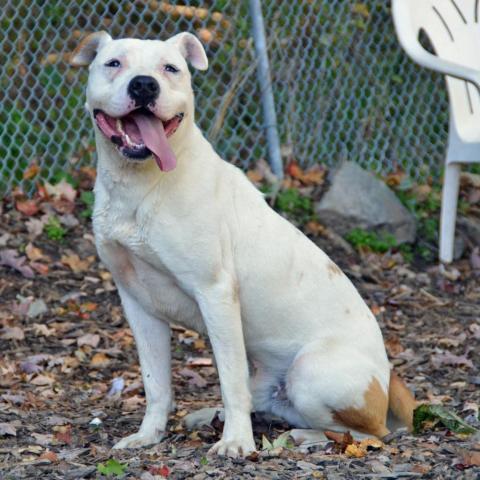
[397,0,480,142]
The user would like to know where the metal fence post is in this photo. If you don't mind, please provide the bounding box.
[249,0,284,179]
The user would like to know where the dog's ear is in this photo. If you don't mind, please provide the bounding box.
[70,31,112,67]
[167,32,208,71]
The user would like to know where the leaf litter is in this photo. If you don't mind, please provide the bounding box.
[0,166,479,479]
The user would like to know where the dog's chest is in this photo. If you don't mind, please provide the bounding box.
[93,198,204,330]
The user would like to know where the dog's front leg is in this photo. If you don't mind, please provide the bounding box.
[113,287,172,449]
[196,273,255,458]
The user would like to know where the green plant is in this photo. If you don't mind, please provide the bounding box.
[44,216,66,241]
[345,228,397,253]
[394,182,444,261]
[275,188,314,223]
[398,243,414,263]
[262,431,294,451]
[80,191,95,218]
[97,459,127,477]
[413,404,478,435]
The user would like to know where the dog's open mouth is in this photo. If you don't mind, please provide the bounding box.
[93,107,183,171]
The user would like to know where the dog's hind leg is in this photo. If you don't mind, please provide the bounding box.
[284,341,391,439]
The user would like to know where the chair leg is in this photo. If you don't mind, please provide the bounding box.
[439,163,461,263]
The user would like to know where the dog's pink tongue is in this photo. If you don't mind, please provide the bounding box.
[132,114,176,171]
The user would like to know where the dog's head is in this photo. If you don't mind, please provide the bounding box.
[70,32,208,171]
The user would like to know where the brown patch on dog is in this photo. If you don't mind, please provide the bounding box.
[111,247,136,287]
[327,261,343,280]
[388,371,416,430]
[333,377,390,438]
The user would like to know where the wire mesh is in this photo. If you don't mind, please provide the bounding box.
[0,0,449,193]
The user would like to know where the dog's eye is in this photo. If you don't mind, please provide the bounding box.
[165,64,179,73]
[105,59,121,68]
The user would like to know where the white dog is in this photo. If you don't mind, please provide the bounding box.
[70,32,415,457]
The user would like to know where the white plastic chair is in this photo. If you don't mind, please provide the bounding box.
[392,0,480,263]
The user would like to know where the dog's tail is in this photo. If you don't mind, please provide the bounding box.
[388,371,416,430]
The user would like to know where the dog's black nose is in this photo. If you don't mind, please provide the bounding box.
[128,75,160,106]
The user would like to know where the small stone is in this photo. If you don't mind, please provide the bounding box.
[89,417,102,427]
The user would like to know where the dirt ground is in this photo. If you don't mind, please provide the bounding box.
[0,176,479,479]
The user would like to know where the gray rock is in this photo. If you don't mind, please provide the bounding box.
[453,235,465,260]
[457,216,480,245]
[315,161,416,243]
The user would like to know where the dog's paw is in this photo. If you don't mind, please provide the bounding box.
[113,430,163,450]
[208,438,256,458]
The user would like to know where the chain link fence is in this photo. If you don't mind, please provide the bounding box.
[0,0,450,193]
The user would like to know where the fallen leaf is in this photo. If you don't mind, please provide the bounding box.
[385,336,404,357]
[90,352,110,368]
[61,253,94,273]
[1,393,26,404]
[457,449,480,468]
[26,216,50,238]
[0,249,34,278]
[39,450,58,463]
[470,323,480,340]
[77,333,100,348]
[45,415,70,426]
[25,243,44,261]
[31,262,49,275]
[359,438,383,451]
[149,465,169,477]
[27,299,48,318]
[286,161,303,179]
[107,377,125,397]
[0,422,17,436]
[122,395,145,412]
[15,199,40,216]
[22,163,40,180]
[345,443,366,458]
[324,430,355,453]
[305,220,326,236]
[411,464,431,474]
[32,323,55,337]
[1,326,25,341]
[0,232,12,247]
[51,197,75,214]
[246,169,264,184]
[431,351,474,369]
[54,425,72,445]
[20,354,51,373]
[178,368,207,388]
[299,165,325,185]
[30,375,55,386]
[45,179,77,202]
[59,213,79,228]
[31,432,54,446]
[186,357,212,367]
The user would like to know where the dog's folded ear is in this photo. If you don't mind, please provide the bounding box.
[167,32,208,71]
[70,31,112,67]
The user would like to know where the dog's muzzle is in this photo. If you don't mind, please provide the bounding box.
[128,75,160,106]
